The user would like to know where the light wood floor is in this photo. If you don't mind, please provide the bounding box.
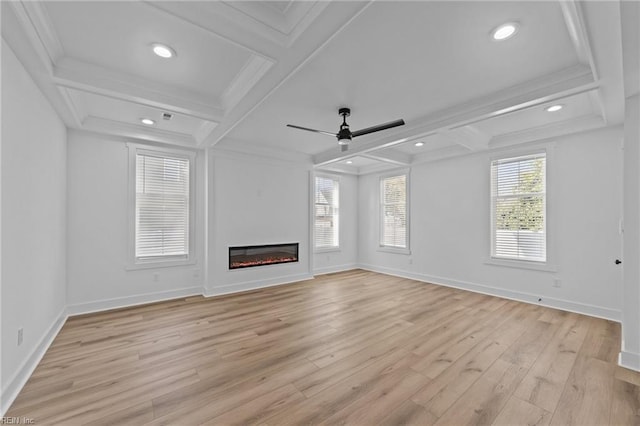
[8,270,640,425]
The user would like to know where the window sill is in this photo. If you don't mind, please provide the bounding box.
[125,258,196,271]
[484,257,556,272]
[314,247,341,254]
[377,246,411,255]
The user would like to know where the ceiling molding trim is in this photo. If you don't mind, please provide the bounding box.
[357,162,411,176]
[360,149,412,166]
[18,1,64,65]
[204,1,375,146]
[6,1,55,74]
[411,145,477,167]
[314,164,359,176]
[56,86,85,127]
[221,55,275,111]
[488,114,606,149]
[53,59,225,122]
[284,2,332,47]
[81,116,197,148]
[211,139,313,168]
[559,0,598,81]
[194,122,219,146]
[439,126,491,152]
[144,1,278,59]
[314,66,598,165]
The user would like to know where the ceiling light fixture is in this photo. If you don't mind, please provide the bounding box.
[141,118,155,125]
[151,43,176,59]
[491,22,519,41]
[415,142,425,147]
[346,160,353,164]
[545,104,563,112]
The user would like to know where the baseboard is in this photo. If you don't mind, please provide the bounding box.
[66,286,203,316]
[1,307,68,416]
[313,263,358,276]
[619,351,640,372]
[358,263,621,322]
[204,273,314,298]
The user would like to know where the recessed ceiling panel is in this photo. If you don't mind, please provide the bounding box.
[45,1,253,98]
[473,91,598,137]
[71,89,214,136]
[227,1,579,156]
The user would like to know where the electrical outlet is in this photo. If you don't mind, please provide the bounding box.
[153,273,159,282]
[553,279,562,288]
[18,328,23,346]
[408,258,413,265]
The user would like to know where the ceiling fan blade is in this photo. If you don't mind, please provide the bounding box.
[351,119,405,138]
[286,124,337,137]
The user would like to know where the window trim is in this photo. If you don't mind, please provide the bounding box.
[126,143,196,270]
[314,172,341,253]
[488,146,556,270]
[378,169,411,255]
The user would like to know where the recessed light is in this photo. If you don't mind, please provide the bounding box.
[346,160,353,164]
[151,43,176,59]
[415,142,425,147]
[141,118,155,125]
[491,23,519,41]
[546,104,563,112]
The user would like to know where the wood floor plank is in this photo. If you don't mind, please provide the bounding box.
[492,395,552,426]
[4,270,632,425]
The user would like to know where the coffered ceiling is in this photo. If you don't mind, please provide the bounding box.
[3,1,634,174]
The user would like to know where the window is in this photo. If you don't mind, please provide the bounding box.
[131,147,194,266]
[315,175,339,249]
[491,152,546,262]
[380,173,408,249]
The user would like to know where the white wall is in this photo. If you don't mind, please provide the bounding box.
[313,172,358,274]
[66,131,205,313]
[206,150,313,295]
[622,94,640,370]
[358,126,624,320]
[1,40,67,411]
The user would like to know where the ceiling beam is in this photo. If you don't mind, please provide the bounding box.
[313,65,597,165]
[53,59,225,123]
[438,126,491,152]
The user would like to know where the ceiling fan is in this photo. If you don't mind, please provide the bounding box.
[286,108,405,152]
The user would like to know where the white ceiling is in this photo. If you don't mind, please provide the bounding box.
[2,0,634,174]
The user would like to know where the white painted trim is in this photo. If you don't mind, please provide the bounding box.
[313,264,358,275]
[204,273,314,298]
[619,351,640,372]
[357,263,621,322]
[66,286,203,317]
[1,307,67,416]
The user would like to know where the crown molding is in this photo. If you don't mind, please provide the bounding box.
[212,137,313,166]
[439,126,491,152]
[221,55,275,111]
[488,114,606,150]
[17,1,64,65]
[361,148,411,166]
[53,58,225,122]
[313,65,598,165]
[56,86,86,127]
[5,1,55,74]
[80,116,197,148]
[560,0,597,80]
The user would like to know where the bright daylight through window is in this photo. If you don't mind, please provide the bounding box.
[135,152,191,261]
[315,176,339,249]
[491,152,546,262]
[380,174,408,249]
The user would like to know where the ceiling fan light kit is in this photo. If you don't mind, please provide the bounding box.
[287,107,405,151]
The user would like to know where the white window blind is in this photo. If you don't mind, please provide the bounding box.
[491,153,546,262]
[135,153,190,260]
[315,176,339,248]
[381,174,407,248]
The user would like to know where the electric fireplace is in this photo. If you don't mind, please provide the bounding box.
[229,243,299,270]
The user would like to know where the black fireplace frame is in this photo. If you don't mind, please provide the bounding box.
[229,242,299,270]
